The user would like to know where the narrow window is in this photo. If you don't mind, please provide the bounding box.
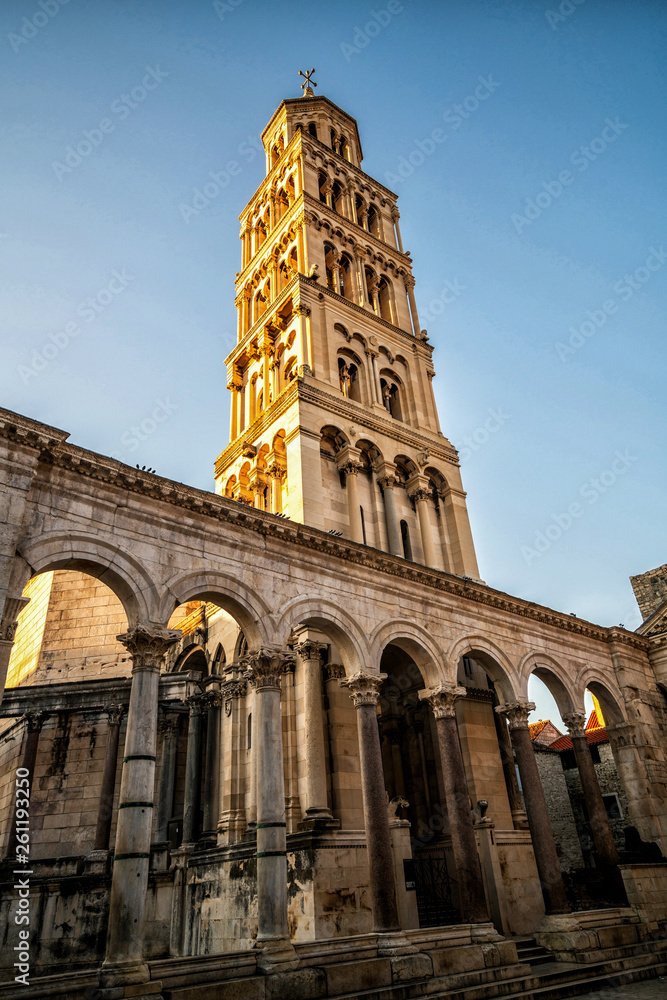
[308,122,318,139]
[400,519,412,560]
[360,506,367,545]
[247,712,252,750]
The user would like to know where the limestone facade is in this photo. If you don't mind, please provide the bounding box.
[0,85,666,998]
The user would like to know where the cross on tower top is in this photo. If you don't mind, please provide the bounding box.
[299,68,317,96]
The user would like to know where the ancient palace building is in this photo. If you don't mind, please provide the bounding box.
[1,81,667,1000]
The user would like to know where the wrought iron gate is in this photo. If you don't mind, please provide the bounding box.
[407,855,461,928]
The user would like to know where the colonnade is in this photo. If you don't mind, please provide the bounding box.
[0,613,633,988]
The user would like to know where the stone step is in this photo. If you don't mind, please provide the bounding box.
[499,963,667,1000]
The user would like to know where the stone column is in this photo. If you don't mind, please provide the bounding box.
[338,460,364,544]
[296,305,312,376]
[563,712,621,871]
[419,685,489,924]
[377,472,402,557]
[282,657,302,833]
[404,275,421,336]
[340,670,400,934]
[0,596,28,695]
[491,689,528,829]
[295,638,333,822]
[94,706,124,852]
[5,711,46,861]
[182,689,205,846]
[391,207,404,253]
[243,646,298,973]
[497,701,569,915]
[269,464,284,514]
[155,714,180,843]
[101,623,180,990]
[408,481,438,569]
[202,685,222,843]
[217,674,247,844]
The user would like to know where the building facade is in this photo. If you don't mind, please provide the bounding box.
[1,85,667,1000]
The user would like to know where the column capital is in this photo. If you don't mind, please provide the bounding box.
[323,663,346,682]
[495,700,535,730]
[25,711,48,734]
[340,669,387,707]
[419,683,467,718]
[104,704,125,727]
[243,645,295,690]
[158,714,180,739]
[295,639,328,662]
[404,274,416,289]
[390,205,400,221]
[562,711,587,739]
[116,623,181,669]
[1,596,29,642]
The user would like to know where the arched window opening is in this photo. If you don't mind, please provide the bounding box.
[400,520,412,560]
[339,255,353,300]
[308,122,318,139]
[332,180,346,217]
[212,644,225,674]
[380,378,403,420]
[257,389,264,413]
[338,357,361,401]
[318,171,329,205]
[283,356,297,383]
[271,145,280,169]
[256,221,267,248]
[341,137,351,161]
[368,206,381,238]
[378,277,393,323]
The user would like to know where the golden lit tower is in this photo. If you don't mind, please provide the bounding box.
[214,78,480,578]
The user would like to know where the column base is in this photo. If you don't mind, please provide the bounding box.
[298,811,340,833]
[255,936,299,974]
[376,930,419,956]
[470,922,503,943]
[511,809,530,830]
[99,960,151,988]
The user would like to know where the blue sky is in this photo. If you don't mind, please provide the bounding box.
[1,0,665,723]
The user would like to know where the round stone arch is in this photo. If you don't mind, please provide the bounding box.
[446,634,520,704]
[159,569,274,648]
[518,650,579,717]
[276,594,368,673]
[18,531,158,625]
[574,665,627,726]
[370,618,447,689]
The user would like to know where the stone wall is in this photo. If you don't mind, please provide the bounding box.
[7,570,129,688]
[621,862,667,936]
[534,748,584,871]
[631,563,667,621]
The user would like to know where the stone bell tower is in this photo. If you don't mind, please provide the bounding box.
[214,75,480,579]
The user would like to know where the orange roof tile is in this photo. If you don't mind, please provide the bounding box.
[549,727,610,752]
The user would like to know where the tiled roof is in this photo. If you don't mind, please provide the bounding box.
[549,727,610,752]
[529,720,548,738]
[586,708,603,731]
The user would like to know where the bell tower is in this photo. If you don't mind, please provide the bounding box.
[214,76,480,579]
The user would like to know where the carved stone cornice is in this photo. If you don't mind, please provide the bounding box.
[419,683,466,719]
[116,624,182,670]
[496,701,535,731]
[340,670,386,707]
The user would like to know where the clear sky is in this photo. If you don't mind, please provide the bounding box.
[1,0,665,724]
